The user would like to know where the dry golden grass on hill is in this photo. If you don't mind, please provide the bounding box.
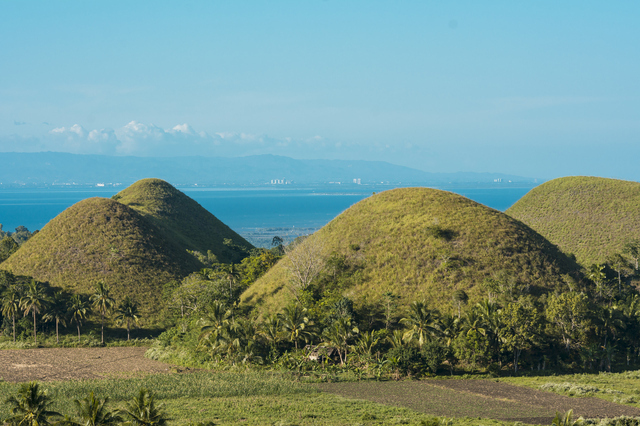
[1,179,253,320]
[507,176,640,266]
[116,178,253,264]
[241,187,581,316]
[1,197,198,318]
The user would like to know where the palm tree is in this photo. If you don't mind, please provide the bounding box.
[4,381,61,426]
[597,305,626,353]
[42,291,68,344]
[322,317,359,364]
[259,314,283,353]
[438,312,461,348]
[221,263,241,299]
[354,330,381,360]
[73,391,122,426]
[114,296,141,341]
[20,280,50,345]
[551,409,582,426]
[400,300,440,347]
[199,301,233,356]
[225,316,263,364]
[387,329,407,349]
[2,287,21,342]
[69,294,89,343]
[279,304,315,350]
[474,299,503,359]
[91,281,115,344]
[122,388,169,426]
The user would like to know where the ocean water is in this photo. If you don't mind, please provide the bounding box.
[0,185,535,246]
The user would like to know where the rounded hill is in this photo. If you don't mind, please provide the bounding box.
[507,176,640,266]
[115,178,252,263]
[1,197,202,317]
[241,187,580,316]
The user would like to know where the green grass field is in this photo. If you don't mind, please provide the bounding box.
[0,371,517,426]
[502,370,640,407]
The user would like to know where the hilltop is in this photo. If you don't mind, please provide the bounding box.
[241,187,580,316]
[507,176,640,266]
[114,178,252,263]
[1,197,202,317]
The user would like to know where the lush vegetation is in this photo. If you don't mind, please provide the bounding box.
[115,178,253,264]
[0,271,149,346]
[145,189,640,379]
[507,176,640,267]
[0,225,35,263]
[7,181,640,423]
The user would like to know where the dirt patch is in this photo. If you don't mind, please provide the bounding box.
[0,347,174,382]
[318,379,640,425]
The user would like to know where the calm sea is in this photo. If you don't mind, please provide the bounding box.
[0,185,535,246]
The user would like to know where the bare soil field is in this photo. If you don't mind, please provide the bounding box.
[0,347,174,382]
[318,379,640,424]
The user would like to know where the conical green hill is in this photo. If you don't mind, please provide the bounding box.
[241,187,580,316]
[507,176,640,266]
[1,197,202,317]
[115,178,252,263]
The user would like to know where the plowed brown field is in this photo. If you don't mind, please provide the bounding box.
[318,379,640,424]
[0,347,173,382]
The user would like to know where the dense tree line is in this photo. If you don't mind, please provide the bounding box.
[154,237,640,377]
[5,229,640,377]
[0,271,141,344]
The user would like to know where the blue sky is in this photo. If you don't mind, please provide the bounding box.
[1,1,639,179]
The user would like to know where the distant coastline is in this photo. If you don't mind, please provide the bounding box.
[0,184,536,247]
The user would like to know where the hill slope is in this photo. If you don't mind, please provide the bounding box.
[241,187,580,316]
[1,197,203,317]
[114,178,252,263]
[506,176,640,266]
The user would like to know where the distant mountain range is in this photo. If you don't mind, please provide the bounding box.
[0,152,538,186]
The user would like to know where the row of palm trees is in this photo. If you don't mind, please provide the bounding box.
[4,382,167,426]
[0,277,141,344]
[196,301,435,367]
[191,291,640,374]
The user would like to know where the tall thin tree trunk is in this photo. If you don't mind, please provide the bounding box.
[56,319,59,344]
[127,319,131,341]
[33,310,37,345]
[77,324,81,343]
[12,314,15,343]
[101,310,105,344]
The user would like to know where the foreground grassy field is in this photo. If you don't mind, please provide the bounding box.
[502,370,640,407]
[0,371,480,425]
[3,348,640,425]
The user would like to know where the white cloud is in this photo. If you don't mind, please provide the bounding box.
[170,123,196,135]
[49,124,119,155]
[4,120,338,158]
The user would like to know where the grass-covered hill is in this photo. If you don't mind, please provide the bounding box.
[506,176,640,267]
[1,197,202,317]
[241,187,581,316]
[115,178,252,263]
